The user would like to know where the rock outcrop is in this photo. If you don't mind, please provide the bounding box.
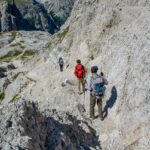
[0,101,101,150]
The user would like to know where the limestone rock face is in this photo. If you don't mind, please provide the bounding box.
[57,0,150,149]
[0,0,150,150]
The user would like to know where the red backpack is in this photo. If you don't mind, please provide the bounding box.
[74,64,86,78]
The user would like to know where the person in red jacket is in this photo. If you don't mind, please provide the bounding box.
[74,59,87,94]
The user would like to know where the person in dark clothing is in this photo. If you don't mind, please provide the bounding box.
[58,57,64,72]
[86,66,108,120]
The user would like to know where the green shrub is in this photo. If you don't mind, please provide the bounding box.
[57,26,69,41]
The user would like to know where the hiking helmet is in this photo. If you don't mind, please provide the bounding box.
[76,59,81,64]
[91,66,98,73]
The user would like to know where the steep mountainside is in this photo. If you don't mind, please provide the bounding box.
[0,0,150,150]
[0,0,76,33]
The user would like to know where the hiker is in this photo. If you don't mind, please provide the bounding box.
[58,57,64,72]
[74,59,87,94]
[85,66,108,120]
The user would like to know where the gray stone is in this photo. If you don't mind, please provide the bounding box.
[3,143,12,150]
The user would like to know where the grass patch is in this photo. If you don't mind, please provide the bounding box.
[0,32,3,36]
[0,92,5,103]
[10,42,26,49]
[12,72,24,81]
[10,42,22,47]
[20,50,35,59]
[11,93,20,102]
[44,42,52,49]
[0,50,22,63]
[10,43,26,49]
[57,26,69,41]
[11,31,17,38]
[0,50,35,63]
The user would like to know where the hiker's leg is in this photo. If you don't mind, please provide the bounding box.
[78,79,81,92]
[61,65,63,72]
[60,65,63,72]
[90,94,96,118]
[62,65,64,72]
[81,78,85,92]
[97,98,103,120]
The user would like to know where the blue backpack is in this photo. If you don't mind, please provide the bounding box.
[91,75,105,97]
[94,83,105,96]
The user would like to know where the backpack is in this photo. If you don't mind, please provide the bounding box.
[75,64,86,78]
[91,75,105,97]
[59,59,64,65]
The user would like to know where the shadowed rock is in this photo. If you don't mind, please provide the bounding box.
[0,101,101,150]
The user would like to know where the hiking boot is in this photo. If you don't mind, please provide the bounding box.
[78,92,83,95]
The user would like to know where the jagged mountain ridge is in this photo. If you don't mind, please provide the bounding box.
[0,0,76,33]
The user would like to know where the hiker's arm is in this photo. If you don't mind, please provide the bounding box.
[102,77,108,85]
[62,60,64,64]
[85,77,92,91]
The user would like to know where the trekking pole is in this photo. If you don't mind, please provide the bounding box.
[83,79,87,105]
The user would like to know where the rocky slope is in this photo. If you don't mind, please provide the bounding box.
[0,101,100,150]
[0,0,150,150]
[0,0,76,33]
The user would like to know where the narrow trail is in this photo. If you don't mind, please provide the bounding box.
[66,81,117,141]
[51,62,117,134]
[25,55,117,148]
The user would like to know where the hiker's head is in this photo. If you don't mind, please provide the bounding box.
[101,72,104,76]
[59,57,62,60]
[76,59,81,64]
[91,66,98,74]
